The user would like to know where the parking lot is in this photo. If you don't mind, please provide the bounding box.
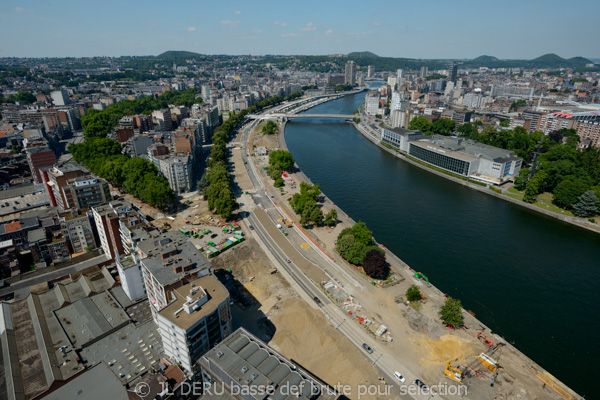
[176,222,245,258]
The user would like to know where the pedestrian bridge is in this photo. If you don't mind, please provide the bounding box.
[248,113,355,120]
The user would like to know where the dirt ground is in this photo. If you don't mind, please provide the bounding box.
[211,239,389,399]
[252,123,282,150]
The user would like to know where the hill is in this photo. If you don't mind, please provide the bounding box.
[567,56,594,66]
[472,55,499,63]
[156,50,202,59]
[348,51,379,58]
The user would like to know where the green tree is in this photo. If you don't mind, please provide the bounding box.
[351,222,373,246]
[311,207,324,226]
[262,120,278,135]
[324,209,338,226]
[362,249,388,279]
[274,177,284,187]
[408,116,432,133]
[406,285,422,302]
[457,123,478,138]
[269,150,295,171]
[514,167,530,191]
[197,173,209,196]
[523,170,547,203]
[15,90,36,104]
[553,180,589,209]
[431,118,456,135]
[439,298,464,327]
[571,190,599,217]
[336,233,355,260]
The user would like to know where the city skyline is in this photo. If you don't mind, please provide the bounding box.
[1,0,599,60]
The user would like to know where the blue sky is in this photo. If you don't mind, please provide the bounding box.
[1,0,598,59]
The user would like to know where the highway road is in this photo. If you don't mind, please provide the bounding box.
[229,106,440,399]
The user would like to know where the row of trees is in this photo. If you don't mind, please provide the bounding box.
[81,88,203,138]
[289,182,324,225]
[0,90,37,105]
[336,222,388,279]
[408,116,456,136]
[204,93,304,218]
[262,121,278,135]
[68,138,175,210]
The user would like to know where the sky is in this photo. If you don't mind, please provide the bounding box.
[1,0,599,60]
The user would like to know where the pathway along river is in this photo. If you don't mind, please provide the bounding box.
[284,88,599,397]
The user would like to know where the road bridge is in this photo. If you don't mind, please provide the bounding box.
[248,113,355,120]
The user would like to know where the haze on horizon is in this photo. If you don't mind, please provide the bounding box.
[1,0,598,60]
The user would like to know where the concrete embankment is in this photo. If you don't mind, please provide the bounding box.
[353,122,600,235]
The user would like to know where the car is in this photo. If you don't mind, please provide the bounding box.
[362,343,373,354]
[414,379,428,390]
[249,225,254,230]
[393,371,405,382]
[210,233,218,238]
[312,296,322,305]
[285,258,291,263]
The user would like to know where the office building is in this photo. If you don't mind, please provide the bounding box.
[198,327,340,400]
[344,61,356,86]
[448,63,458,83]
[26,145,57,184]
[365,91,381,116]
[50,89,70,106]
[419,66,428,79]
[367,65,375,78]
[408,136,522,185]
[156,275,231,373]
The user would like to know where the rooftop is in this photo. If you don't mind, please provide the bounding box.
[138,231,212,287]
[159,274,228,330]
[199,328,339,400]
[43,362,128,400]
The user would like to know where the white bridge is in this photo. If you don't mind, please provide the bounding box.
[248,113,355,120]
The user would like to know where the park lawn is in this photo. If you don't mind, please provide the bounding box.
[503,191,574,216]
[507,186,523,195]
[254,121,266,134]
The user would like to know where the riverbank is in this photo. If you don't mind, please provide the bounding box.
[275,119,582,399]
[353,121,600,235]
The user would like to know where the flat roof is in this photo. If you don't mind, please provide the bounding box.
[199,328,339,400]
[43,362,128,400]
[410,140,479,163]
[159,275,228,329]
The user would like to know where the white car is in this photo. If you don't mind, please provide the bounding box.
[394,371,406,382]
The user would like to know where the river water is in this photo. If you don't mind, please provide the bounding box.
[284,88,599,397]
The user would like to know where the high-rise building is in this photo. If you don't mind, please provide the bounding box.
[419,66,428,79]
[137,231,212,318]
[26,146,57,184]
[365,91,381,116]
[92,201,131,260]
[367,65,375,78]
[156,274,231,373]
[345,61,356,86]
[152,109,173,131]
[51,90,70,106]
[449,62,458,84]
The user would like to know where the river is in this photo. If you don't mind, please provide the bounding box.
[283,88,600,397]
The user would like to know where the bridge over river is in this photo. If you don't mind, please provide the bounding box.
[248,113,355,120]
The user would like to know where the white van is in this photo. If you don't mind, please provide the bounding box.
[394,371,406,382]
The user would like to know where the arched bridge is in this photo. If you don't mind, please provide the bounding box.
[248,113,355,120]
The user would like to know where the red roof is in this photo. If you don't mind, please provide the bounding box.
[4,221,21,233]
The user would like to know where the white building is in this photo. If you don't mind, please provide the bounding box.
[365,91,381,116]
[115,252,146,301]
[155,275,231,372]
[51,90,70,106]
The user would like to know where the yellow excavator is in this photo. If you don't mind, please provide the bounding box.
[444,362,463,382]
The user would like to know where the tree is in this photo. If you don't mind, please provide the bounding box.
[262,120,278,135]
[310,207,324,226]
[15,90,36,104]
[439,298,464,327]
[269,150,295,171]
[362,249,387,279]
[351,222,373,246]
[457,123,477,138]
[553,180,589,209]
[572,190,599,217]
[197,173,209,196]
[336,233,355,260]
[274,177,284,188]
[408,116,432,133]
[324,209,338,226]
[514,167,530,191]
[406,285,422,302]
[431,118,456,135]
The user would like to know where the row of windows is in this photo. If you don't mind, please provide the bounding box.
[409,145,470,176]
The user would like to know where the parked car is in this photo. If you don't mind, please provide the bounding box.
[285,258,291,263]
[394,371,405,382]
[414,379,428,390]
[249,225,254,230]
[362,343,373,354]
[210,233,218,238]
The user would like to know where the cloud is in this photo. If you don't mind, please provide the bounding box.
[187,27,196,32]
[371,22,381,26]
[235,10,241,15]
[14,7,25,12]
[300,22,317,32]
[220,20,239,28]
[324,29,333,35]
[281,33,303,38]
[251,29,263,33]
[274,21,289,27]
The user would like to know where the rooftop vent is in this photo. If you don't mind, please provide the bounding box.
[216,351,223,358]
[241,366,248,373]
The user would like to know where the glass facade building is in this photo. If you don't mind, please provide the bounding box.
[409,144,470,175]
